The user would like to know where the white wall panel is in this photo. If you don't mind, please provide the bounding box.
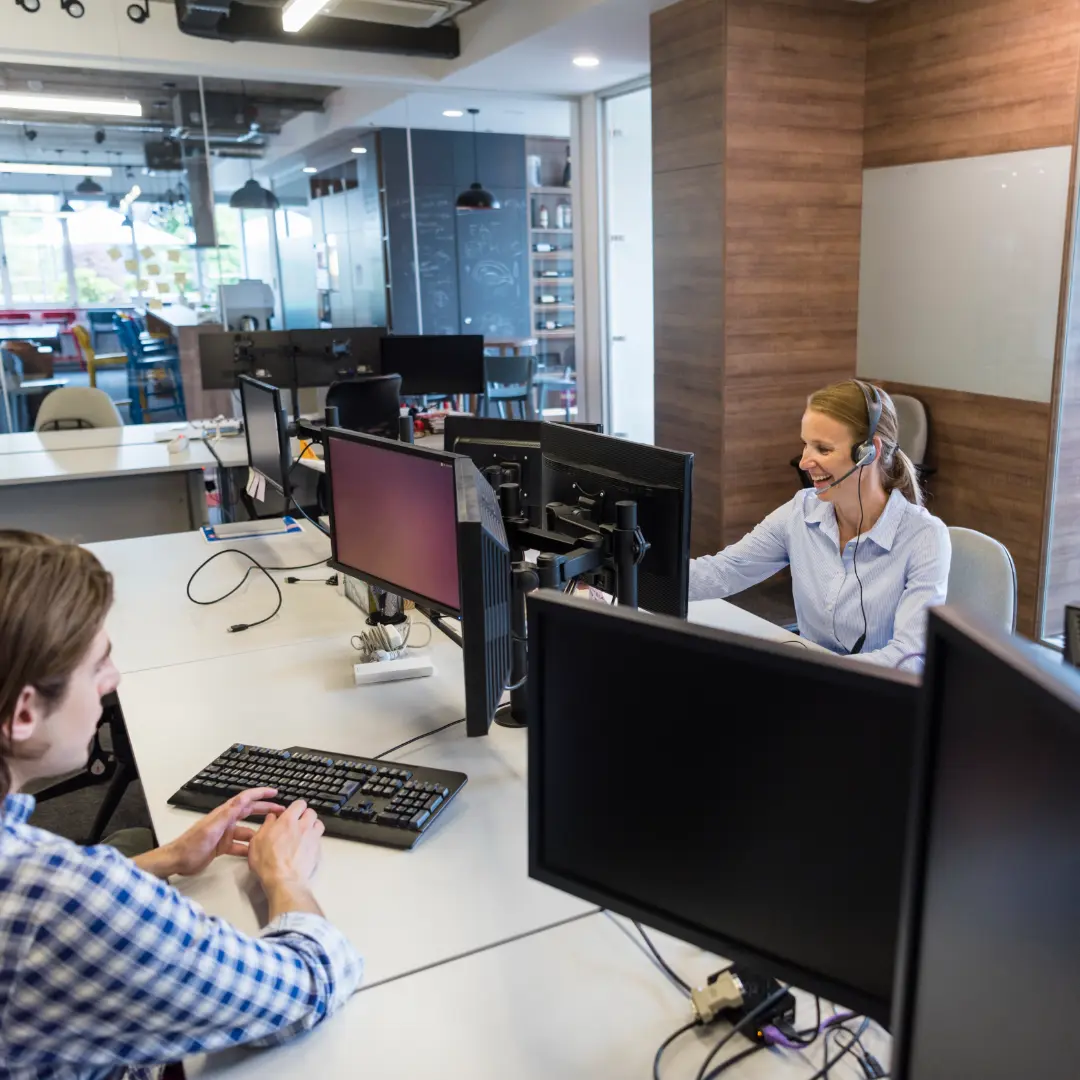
[856,147,1073,403]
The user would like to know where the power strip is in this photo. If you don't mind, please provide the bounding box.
[354,654,435,686]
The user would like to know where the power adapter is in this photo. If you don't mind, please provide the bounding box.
[690,966,794,1032]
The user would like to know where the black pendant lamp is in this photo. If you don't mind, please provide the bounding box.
[456,108,499,211]
[229,177,279,210]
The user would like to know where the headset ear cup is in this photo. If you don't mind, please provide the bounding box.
[855,442,877,466]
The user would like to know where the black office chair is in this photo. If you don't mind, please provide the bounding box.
[33,692,142,844]
[325,374,402,439]
[484,354,536,420]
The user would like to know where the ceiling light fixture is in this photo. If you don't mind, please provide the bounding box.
[229,177,279,210]
[572,54,600,68]
[0,92,142,117]
[302,166,318,174]
[281,0,330,33]
[350,146,367,154]
[443,109,464,118]
[0,162,111,177]
[75,176,104,194]
[455,108,499,212]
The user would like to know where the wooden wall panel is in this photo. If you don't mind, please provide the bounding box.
[874,380,1051,636]
[865,0,1080,167]
[722,0,865,543]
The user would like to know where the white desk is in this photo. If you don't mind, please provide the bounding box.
[0,441,215,542]
[0,421,193,455]
[188,912,887,1080]
[689,598,827,651]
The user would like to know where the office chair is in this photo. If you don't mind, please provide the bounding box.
[325,374,402,438]
[484,354,536,420]
[32,693,140,844]
[35,386,123,431]
[947,527,1018,633]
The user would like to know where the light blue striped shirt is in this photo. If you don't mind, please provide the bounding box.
[689,488,951,669]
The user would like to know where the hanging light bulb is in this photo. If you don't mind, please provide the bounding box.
[456,109,499,211]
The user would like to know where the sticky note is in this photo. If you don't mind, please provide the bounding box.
[156,281,170,294]
[246,468,258,498]
[147,299,163,310]
[167,250,181,263]
[124,259,138,273]
[173,271,187,285]
[138,279,149,291]
[106,246,122,261]
[255,472,266,502]
[140,246,154,259]
[146,263,160,276]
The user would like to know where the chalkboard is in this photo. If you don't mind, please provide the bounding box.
[456,188,530,339]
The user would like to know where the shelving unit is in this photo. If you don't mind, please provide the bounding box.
[526,136,575,355]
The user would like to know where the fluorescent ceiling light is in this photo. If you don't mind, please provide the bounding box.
[302,166,318,174]
[281,0,330,33]
[0,162,112,177]
[0,92,141,118]
[443,109,464,118]
[350,146,367,154]
[572,55,600,68]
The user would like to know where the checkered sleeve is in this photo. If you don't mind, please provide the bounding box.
[1,840,362,1074]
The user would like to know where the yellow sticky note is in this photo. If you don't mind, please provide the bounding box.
[148,298,164,310]
[173,271,187,285]
[124,259,138,273]
[146,263,161,276]
[167,250,181,264]
[106,246,122,261]
[138,279,150,291]
[156,281,170,294]
[140,246,153,259]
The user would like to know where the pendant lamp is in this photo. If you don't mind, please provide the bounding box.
[456,108,499,211]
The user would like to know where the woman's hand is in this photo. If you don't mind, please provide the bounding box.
[134,787,282,879]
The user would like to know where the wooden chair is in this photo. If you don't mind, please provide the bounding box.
[72,324,128,392]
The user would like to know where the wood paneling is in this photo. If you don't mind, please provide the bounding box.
[865,0,1080,167]
[721,0,865,542]
[874,380,1051,635]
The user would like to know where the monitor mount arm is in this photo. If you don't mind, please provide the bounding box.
[492,475,649,729]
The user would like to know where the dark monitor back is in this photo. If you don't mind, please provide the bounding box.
[444,417,602,512]
[292,327,385,387]
[239,375,290,498]
[527,591,919,1024]
[381,334,485,396]
[892,607,1080,1079]
[541,424,692,617]
[199,331,294,391]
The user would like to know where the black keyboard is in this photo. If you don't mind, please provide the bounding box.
[168,743,467,851]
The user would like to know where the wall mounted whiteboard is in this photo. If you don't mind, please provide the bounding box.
[856,146,1073,403]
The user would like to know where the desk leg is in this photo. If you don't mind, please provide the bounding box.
[186,469,209,530]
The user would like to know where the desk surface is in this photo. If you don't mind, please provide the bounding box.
[0,421,195,455]
[0,439,217,486]
[0,323,63,340]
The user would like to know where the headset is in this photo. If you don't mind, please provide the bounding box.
[818,380,883,493]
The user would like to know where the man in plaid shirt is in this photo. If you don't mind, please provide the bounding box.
[0,532,362,1079]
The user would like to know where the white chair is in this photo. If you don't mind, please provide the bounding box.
[892,393,928,465]
[946,527,1018,633]
[34,386,123,431]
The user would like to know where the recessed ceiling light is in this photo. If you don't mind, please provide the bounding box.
[572,55,600,68]
[281,0,329,33]
[350,146,367,154]
[0,162,112,177]
[443,109,464,118]
[0,92,142,118]
[302,166,317,174]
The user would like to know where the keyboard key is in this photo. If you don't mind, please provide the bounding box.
[408,810,430,830]
[424,795,443,812]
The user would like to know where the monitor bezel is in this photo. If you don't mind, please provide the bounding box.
[238,373,291,499]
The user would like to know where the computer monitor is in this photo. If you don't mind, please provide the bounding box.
[198,330,294,391]
[238,374,290,499]
[443,417,602,520]
[540,425,692,617]
[526,590,919,1023]
[325,428,512,735]
[380,334,485,397]
[891,607,1080,1079]
[291,327,386,387]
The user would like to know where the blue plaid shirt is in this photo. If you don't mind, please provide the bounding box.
[0,794,363,1079]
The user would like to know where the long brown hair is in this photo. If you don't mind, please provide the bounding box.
[0,532,113,803]
[807,380,923,506]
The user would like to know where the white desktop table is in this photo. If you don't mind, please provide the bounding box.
[0,421,194,455]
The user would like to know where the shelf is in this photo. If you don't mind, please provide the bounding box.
[535,329,575,338]
[531,227,573,234]
[534,303,575,310]
[532,251,572,258]
[529,186,572,195]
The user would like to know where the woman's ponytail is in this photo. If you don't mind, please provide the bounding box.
[885,447,923,506]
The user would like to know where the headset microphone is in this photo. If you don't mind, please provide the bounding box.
[815,446,876,494]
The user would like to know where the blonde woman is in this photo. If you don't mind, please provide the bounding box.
[690,380,950,669]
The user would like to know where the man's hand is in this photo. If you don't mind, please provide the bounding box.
[247,799,326,920]
[135,787,282,880]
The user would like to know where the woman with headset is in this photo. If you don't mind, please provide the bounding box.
[689,379,950,669]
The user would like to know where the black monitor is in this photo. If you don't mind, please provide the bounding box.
[444,417,602,520]
[540,425,692,617]
[199,331,293,391]
[526,590,919,1023]
[238,374,290,499]
[380,334,485,397]
[291,327,386,387]
[892,607,1080,1079]
[325,428,512,736]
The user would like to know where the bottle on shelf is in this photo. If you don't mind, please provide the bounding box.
[534,242,556,253]
[562,148,571,187]
[537,203,549,229]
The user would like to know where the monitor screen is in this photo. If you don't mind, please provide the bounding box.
[892,607,1080,1079]
[239,375,288,498]
[326,431,462,613]
[380,334,485,397]
[527,591,918,1023]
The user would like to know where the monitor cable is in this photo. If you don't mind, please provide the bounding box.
[806,1017,872,1080]
[693,985,792,1080]
[186,548,329,633]
[653,1020,698,1080]
[632,921,691,997]
[372,717,465,761]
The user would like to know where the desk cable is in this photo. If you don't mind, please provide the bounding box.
[371,717,465,761]
[186,548,329,632]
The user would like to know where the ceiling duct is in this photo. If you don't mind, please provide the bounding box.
[173,0,481,54]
